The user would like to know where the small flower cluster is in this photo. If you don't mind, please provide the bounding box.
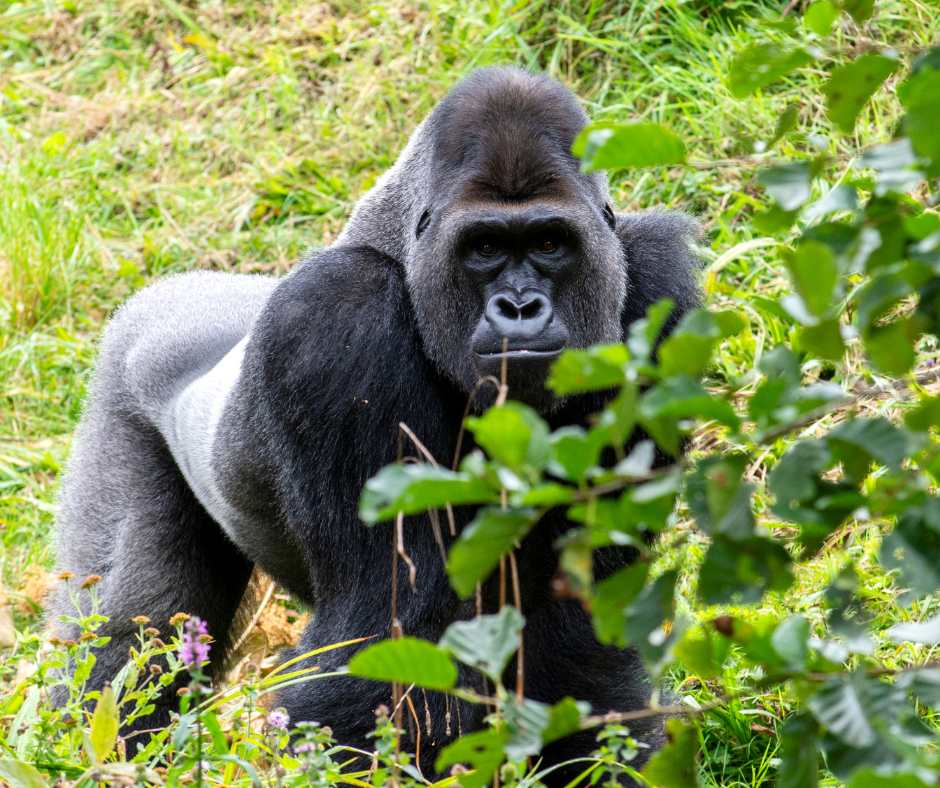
[267,709,290,731]
[179,616,211,668]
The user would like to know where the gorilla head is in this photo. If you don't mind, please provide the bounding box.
[340,68,625,412]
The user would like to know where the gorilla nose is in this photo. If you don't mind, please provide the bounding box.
[485,291,553,342]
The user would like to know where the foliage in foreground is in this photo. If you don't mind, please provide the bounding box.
[352,7,940,788]
[1,1,940,788]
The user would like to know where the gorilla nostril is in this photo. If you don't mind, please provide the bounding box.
[495,296,521,320]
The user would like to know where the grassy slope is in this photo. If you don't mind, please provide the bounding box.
[0,0,936,784]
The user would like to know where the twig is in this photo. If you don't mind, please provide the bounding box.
[401,420,459,539]
[428,508,447,565]
[399,422,440,467]
[497,339,510,407]
[452,376,502,472]
[404,693,424,779]
[580,698,726,728]
[509,551,524,703]
[397,511,417,592]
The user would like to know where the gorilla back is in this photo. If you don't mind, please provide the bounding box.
[53,67,699,782]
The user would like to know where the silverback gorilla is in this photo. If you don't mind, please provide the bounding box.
[53,67,700,782]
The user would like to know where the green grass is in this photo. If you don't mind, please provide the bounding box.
[0,0,937,785]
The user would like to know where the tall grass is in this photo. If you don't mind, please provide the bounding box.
[0,162,94,330]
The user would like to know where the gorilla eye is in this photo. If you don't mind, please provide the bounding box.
[537,238,558,253]
[477,238,499,256]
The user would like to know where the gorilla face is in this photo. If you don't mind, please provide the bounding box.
[410,195,625,412]
[405,71,626,413]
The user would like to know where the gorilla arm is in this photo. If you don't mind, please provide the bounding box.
[616,210,702,336]
[204,246,468,612]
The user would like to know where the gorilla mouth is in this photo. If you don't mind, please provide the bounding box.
[475,348,564,359]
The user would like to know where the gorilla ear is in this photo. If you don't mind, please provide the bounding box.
[603,203,616,232]
[416,209,431,239]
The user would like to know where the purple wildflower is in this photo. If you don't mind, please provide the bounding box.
[267,708,290,730]
[180,617,210,668]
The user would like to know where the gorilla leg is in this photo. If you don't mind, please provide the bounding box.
[52,394,253,732]
[520,601,663,787]
[276,607,488,775]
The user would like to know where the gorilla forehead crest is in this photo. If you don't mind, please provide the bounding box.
[430,68,592,202]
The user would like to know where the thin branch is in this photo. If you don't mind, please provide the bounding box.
[509,550,524,703]
[399,422,440,467]
[397,511,417,592]
[452,377,501,472]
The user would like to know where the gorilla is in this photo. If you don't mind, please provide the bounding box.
[52,67,699,782]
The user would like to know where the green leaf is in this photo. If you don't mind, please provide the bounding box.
[728,43,813,99]
[624,570,677,663]
[447,508,536,598]
[904,395,940,432]
[359,464,497,524]
[656,309,742,378]
[865,318,919,377]
[888,613,940,644]
[573,122,686,172]
[699,535,793,605]
[897,667,940,709]
[0,760,48,788]
[848,771,934,788]
[805,1,839,36]
[501,697,551,760]
[202,711,230,755]
[674,629,729,680]
[685,455,755,540]
[858,139,923,195]
[548,426,610,483]
[901,68,940,176]
[843,0,874,23]
[547,344,628,395]
[628,298,677,365]
[753,204,799,234]
[640,376,740,429]
[771,615,811,672]
[881,500,940,597]
[592,563,651,646]
[759,163,812,211]
[770,104,800,147]
[855,272,912,331]
[642,719,700,788]
[806,677,877,747]
[466,403,550,474]
[804,185,858,219]
[436,729,508,788]
[823,54,898,134]
[783,241,838,317]
[439,606,525,683]
[542,697,590,744]
[89,684,119,764]
[798,319,846,362]
[348,637,457,691]
[777,713,819,788]
[828,417,910,472]
[657,333,717,377]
